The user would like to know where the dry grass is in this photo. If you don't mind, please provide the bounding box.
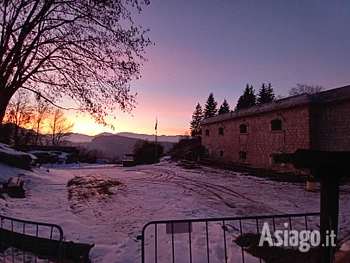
[67,176,122,209]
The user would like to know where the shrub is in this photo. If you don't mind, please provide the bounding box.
[133,140,164,164]
[170,137,204,161]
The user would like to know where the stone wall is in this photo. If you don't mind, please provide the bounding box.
[201,106,310,169]
[310,99,350,151]
[201,85,350,171]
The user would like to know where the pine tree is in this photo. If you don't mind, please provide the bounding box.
[266,82,275,102]
[257,83,268,104]
[235,84,256,110]
[190,103,203,137]
[218,99,230,115]
[257,82,275,104]
[204,93,218,118]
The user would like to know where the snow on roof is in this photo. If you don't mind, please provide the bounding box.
[28,150,69,159]
[0,143,37,160]
[202,85,350,125]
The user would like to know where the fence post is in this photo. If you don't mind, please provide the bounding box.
[320,174,340,263]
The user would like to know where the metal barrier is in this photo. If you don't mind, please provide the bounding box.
[0,214,64,262]
[139,212,321,263]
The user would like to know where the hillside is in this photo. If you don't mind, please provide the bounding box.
[68,132,180,143]
[88,135,174,159]
[116,132,180,143]
[68,133,95,143]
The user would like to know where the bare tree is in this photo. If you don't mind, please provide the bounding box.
[0,0,152,127]
[48,109,74,146]
[5,89,33,147]
[32,95,52,145]
[288,83,324,96]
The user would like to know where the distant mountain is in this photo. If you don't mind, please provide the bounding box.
[68,133,95,143]
[89,135,174,159]
[68,132,180,143]
[97,132,114,136]
[116,132,180,143]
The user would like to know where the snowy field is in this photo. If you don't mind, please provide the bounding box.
[0,160,349,262]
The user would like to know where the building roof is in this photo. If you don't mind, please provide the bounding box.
[201,85,350,125]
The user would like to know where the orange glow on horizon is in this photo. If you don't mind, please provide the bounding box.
[67,114,189,136]
[62,92,193,136]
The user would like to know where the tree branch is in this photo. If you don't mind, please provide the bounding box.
[20,86,78,111]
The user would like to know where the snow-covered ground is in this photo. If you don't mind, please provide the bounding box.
[0,161,349,262]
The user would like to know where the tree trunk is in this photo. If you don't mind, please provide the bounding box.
[35,131,39,146]
[35,122,40,146]
[0,97,9,124]
[0,102,6,125]
[0,92,11,124]
[14,124,19,148]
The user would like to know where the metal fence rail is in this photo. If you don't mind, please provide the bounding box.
[139,212,321,263]
[0,214,64,263]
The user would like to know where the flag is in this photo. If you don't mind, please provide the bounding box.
[155,117,158,130]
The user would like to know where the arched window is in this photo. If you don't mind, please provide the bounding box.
[271,119,282,131]
[205,129,210,136]
[218,127,224,135]
[239,124,247,133]
[219,150,224,157]
[239,151,247,160]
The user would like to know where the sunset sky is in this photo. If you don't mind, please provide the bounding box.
[66,0,350,136]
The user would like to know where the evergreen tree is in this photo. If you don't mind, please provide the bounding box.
[257,82,275,104]
[266,82,275,102]
[235,84,256,110]
[257,83,268,104]
[204,93,218,118]
[190,103,203,137]
[218,99,230,115]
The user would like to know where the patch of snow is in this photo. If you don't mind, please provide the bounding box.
[340,240,350,251]
[0,162,25,182]
[0,161,349,262]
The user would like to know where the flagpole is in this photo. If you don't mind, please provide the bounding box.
[155,117,158,163]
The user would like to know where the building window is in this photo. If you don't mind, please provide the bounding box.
[205,148,212,156]
[218,127,224,135]
[205,129,210,136]
[239,124,247,133]
[239,151,247,160]
[269,153,276,165]
[219,150,224,157]
[271,119,282,131]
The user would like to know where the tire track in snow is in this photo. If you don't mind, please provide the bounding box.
[126,166,283,215]
[173,175,283,214]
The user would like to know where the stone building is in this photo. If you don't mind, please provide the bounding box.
[201,85,350,171]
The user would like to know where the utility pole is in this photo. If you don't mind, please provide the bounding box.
[155,117,158,163]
